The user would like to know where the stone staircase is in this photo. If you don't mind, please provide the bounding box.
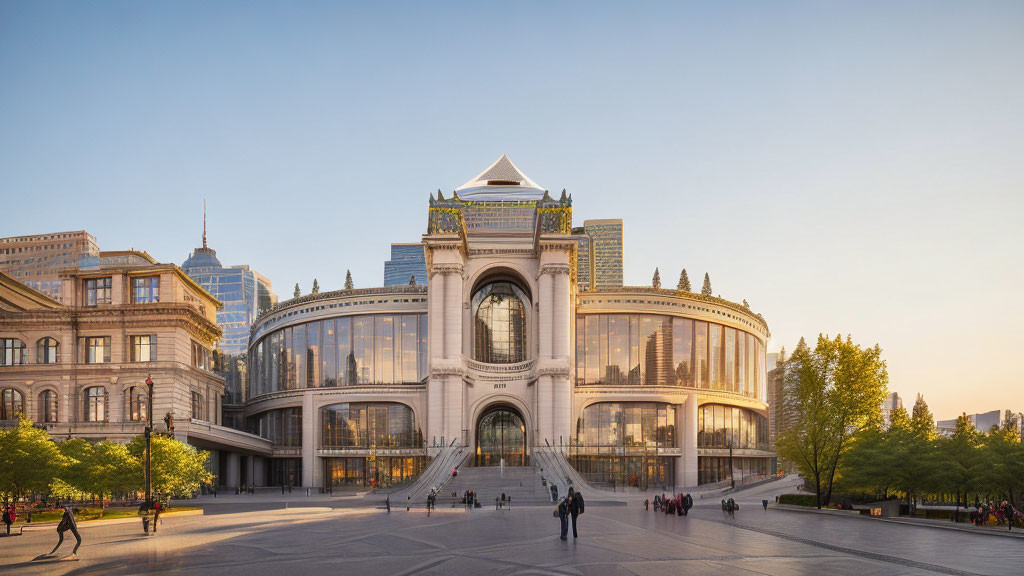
[441,465,553,507]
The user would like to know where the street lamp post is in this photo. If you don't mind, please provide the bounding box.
[728,440,735,490]
[145,376,154,503]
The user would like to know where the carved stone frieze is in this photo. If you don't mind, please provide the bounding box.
[538,264,571,277]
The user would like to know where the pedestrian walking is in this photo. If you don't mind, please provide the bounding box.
[644,498,649,511]
[682,493,693,516]
[1002,501,1016,531]
[556,496,569,540]
[48,506,81,557]
[568,488,584,538]
[152,500,162,533]
[3,503,15,535]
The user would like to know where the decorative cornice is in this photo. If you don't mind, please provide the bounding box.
[254,285,427,324]
[538,264,571,277]
[537,366,571,377]
[431,365,465,377]
[430,263,464,277]
[579,287,770,335]
[465,358,535,373]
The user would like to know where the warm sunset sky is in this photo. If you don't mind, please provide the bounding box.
[1,2,1021,420]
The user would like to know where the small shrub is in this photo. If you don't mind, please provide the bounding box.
[778,493,818,507]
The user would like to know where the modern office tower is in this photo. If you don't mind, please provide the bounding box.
[384,243,427,286]
[881,391,903,428]
[571,220,623,291]
[181,212,277,430]
[240,155,773,490]
[0,231,100,302]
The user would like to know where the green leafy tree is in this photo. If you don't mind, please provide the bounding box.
[979,422,1023,508]
[311,279,320,294]
[701,273,712,295]
[293,283,300,298]
[127,436,212,498]
[910,394,936,440]
[940,414,983,521]
[344,270,354,290]
[678,269,691,291]
[0,418,65,498]
[776,334,889,508]
[652,268,661,289]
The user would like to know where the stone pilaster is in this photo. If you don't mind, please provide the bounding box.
[427,265,446,445]
[301,390,315,487]
[682,393,698,487]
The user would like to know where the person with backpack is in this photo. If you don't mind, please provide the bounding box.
[568,488,584,539]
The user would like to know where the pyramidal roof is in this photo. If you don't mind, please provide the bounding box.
[455,154,545,201]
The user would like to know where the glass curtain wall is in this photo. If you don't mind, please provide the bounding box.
[570,402,677,489]
[247,408,303,446]
[320,403,422,449]
[696,404,769,450]
[575,314,766,399]
[249,314,427,397]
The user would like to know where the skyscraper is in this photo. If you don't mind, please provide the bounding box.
[0,231,99,302]
[571,219,623,291]
[383,243,427,286]
[181,207,277,425]
[881,392,903,428]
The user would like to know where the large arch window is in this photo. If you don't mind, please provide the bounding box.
[84,386,107,422]
[1,339,26,366]
[472,282,528,364]
[36,338,60,364]
[38,390,58,423]
[0,388,24,419]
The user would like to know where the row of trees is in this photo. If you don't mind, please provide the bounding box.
[652,268,715,296]
[840,404,1024,512]
[0,418,213,504]
[293,270,356,299]
[776,334,1024,510]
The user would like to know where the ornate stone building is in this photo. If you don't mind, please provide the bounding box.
[245,156,775,489]
[0,252,270,486]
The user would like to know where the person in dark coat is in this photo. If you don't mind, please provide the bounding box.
[1002,501,1016,531]
[557,497,569,540]
[568,488,584,538]
[48,506,81,556]
[682,493,693,516]
[3,503,15,535]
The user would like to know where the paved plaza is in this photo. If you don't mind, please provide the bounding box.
[1,493,1021,576]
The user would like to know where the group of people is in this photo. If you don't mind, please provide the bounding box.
[555,487,585,540]
[644,493,694,516]
[971,501,1021,530]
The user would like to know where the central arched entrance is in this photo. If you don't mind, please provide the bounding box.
[475,405,527,467]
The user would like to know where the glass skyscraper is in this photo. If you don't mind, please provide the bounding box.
[182,225,277,423]
[383,243,427,286]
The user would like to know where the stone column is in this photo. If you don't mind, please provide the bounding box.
[302,391,316,488]
[682,394,698,487]
[427,266,445,446]
[444,269,464,445]
[551,269,572,447]
[536,271,554,445]
[225,451,240,488]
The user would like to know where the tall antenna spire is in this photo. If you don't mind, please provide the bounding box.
[202,199,207,249]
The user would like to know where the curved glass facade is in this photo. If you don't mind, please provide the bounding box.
[570,402,677,489]
[698,457,770,486]
[250,314,428,397]
[472,282,528,364]
[247,407,303,447]
[320,402,422,449]
[575,314,766,399]
[697,403,769,451]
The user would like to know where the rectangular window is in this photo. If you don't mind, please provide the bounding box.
[724,328,736,392]
[400,315,418,383]
[352,316,373,385]
[607,315,629,386]
[709,324,723,390]
[672,318,693,386]
[736,331,747,396]
[374,316,394,384]
[293,323,306,389]
[307,320,320,388]
[322,320,337,387]
[191,341,210,370]
[132,276,160,303]
[336,317,352,386]
[130,335,157,362]
[694,321,708,388]
[85,336,111,363]
[85,277,111,306]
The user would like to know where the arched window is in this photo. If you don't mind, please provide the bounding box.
[126,386,148,422]
[38,390,58,423]
[191,391,204,421]
[1,339,26,366]
[37,337,60,364]
[0,388,24,419]
[472,282,528,364]
[84,386,107,422]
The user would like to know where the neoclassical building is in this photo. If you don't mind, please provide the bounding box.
[245,156,774,490]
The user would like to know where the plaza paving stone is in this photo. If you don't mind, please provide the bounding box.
[0,500,1020,575]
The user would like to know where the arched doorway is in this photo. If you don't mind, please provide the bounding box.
[475,406,527,467]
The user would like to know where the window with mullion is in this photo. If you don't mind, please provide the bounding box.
[130,335,157,362]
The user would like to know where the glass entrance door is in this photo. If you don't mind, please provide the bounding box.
[475,407,527,466]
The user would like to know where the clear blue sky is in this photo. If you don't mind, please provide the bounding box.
[2,1,1022,420]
